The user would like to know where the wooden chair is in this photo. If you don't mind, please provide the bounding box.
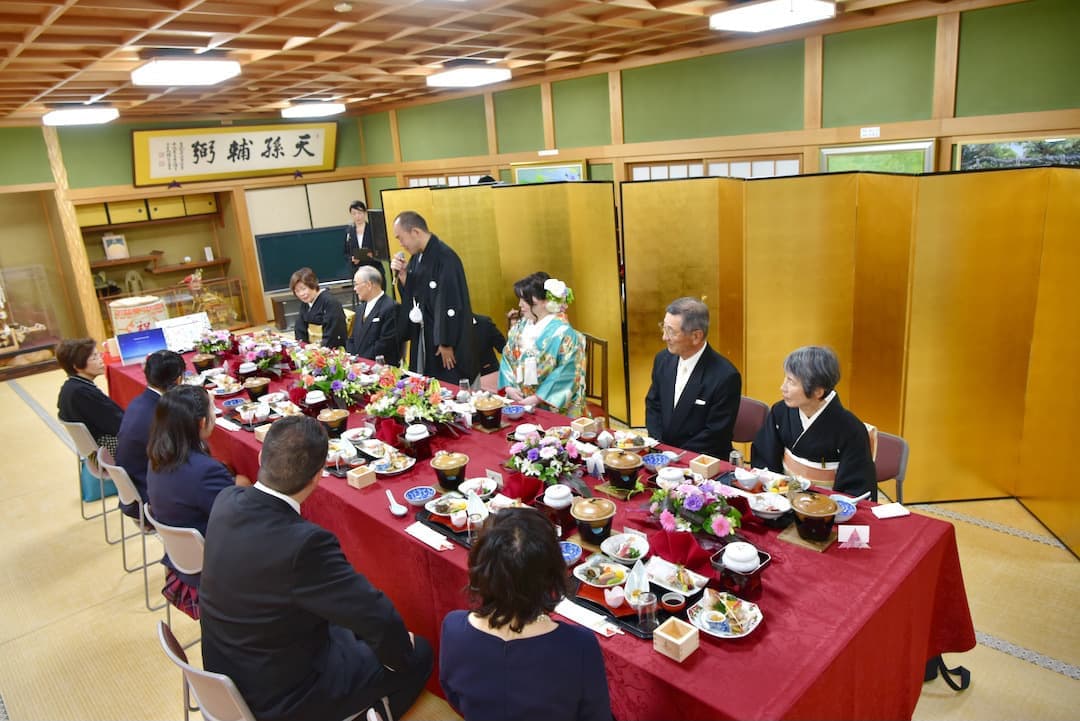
[733,396,769,444]
[581,332,609,422]
[875,431,910,504]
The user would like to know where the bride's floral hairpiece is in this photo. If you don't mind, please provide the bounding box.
[544,278,574,312]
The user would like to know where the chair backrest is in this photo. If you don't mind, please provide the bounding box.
[99,458,142,507]
[158,620,256,721]
[144,504,205,575]
[874,431,909,483]
[581,332,609,420]
[732,396,769,444]
[59,419,99,460]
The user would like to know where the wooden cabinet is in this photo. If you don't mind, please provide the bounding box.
[183,193,217,215]
[147,196,186,220]
[76,203,108,227]
[106,199,149,223]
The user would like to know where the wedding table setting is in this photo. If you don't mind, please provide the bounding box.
[106,329,976,720]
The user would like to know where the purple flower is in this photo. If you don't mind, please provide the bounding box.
[396,380,406,389]
[527,448,540,461]
[682,491,704,512]
[331,380,343,392]
[347,372,357,381]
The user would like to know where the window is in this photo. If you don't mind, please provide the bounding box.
[630,155,799,181]
[820,140,934,174]
[406,174,487,188]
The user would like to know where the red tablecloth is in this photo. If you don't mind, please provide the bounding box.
[108,359,976,721]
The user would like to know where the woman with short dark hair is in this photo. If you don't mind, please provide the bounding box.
[290,266,347,348]
[147,385,238,618]
[750,345,877,499]
[56,338,124,454]
[439,508,611,721]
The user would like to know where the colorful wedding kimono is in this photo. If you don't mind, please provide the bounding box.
[499,314,586,417]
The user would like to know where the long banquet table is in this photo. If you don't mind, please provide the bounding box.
[108,358,976,720]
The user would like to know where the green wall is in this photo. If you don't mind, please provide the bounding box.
[361,112,395,165]
[494,86,544,153]
[956,0,1080,117]
[397,96,488,162]
[366,176,399,209]
[0,128,52,186]
[589,163,613,181]
[553,74,611,149]
[621,41,804,143]
[335,117,362,167]
[823,18,936,127]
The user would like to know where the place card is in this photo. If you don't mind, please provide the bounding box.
[485,468,503,487]
[838,525,871,549]
[872,502,910,519]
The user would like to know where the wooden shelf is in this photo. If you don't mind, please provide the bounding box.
[146,257,231,275]
[89,252,163,271]
[80,211,217,233]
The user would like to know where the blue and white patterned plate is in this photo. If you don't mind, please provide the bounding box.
[222,398,245,409]
[403,485,436,507]
[560,541,582,566]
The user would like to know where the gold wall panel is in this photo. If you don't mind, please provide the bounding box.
[430,187,502,324]
[849,173,916,437]
[493,184,572,309]
[566,184,625,421]
[1019,168,1080,554]
[903,168,1048,503]
[715,179,746,374]
[744,174,858,407]
[622,179,723,427]
[380,187,434,270]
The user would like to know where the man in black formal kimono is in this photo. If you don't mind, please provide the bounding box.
[390,211,477,384]
[346,265,400,364]
[750,345,877,499]
[645,297,742,458]
[199,416,432,721]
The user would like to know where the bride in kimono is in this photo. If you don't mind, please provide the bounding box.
[750,346,877,499]
[499,272,586,417]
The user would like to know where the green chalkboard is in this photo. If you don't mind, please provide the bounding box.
[256,211,388,293]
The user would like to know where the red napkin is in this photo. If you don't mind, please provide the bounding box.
[727,495,766,532]
[374,417,404,446]
[647,530,714,576]
[287,385,307,406]
[502,473,542,503]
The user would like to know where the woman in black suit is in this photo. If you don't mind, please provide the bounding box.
[56,338,124,455]
[344,200,385,288]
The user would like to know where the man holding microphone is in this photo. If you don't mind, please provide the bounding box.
[390,211,477,385]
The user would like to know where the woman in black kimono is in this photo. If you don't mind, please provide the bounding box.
[750,345,877,499]
[290,267,347,348]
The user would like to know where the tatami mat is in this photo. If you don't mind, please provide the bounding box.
[0,369,1076,720]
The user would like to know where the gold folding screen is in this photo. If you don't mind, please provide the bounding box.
[1018,168,1080,551]
[381,182,626,421]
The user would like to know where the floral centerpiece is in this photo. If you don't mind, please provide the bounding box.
[364,371,455,425]
[237,336,285,377]
[505,429,589,497]
[194,329,232,355]
[293,345,379,407]
[650,477,742,537]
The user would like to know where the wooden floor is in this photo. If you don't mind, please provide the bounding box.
[1,368,1076,720]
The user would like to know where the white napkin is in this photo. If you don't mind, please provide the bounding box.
[404,522,454,551]
[554,599,623,637]
[215,417,241,431]
[872,502,910,519]
[586,451,605,478]
[625,559,650,600]
[465,491,489,522]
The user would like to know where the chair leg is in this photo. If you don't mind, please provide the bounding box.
[101,476,122,546]
[140,516,166,612]
[897,478,903,505]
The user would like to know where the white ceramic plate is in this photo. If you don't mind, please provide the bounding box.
[458,477,499,499]
[644,556,709,597]
[358,439,388,459]
[760,474,811,494]
[573,555,629,588]
[212,386,244,397]
[262,391,287,404]
[372,452,416,476]
[341,426,375,443]
[601,533,650,565]
[424,492,468,517]
[747,493,792,519]
[686,591,763,639]
[326,439,357,465]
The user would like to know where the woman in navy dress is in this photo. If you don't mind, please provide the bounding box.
[146,384,238,618]
[440,509,612,721]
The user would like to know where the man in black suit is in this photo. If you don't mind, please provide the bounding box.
[346,264,400,364]
[645,297,742,458]
[199,416,432,721]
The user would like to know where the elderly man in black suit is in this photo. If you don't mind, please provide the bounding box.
[644,297,742,458]
[199,416,432,721]
[346,264,400,365]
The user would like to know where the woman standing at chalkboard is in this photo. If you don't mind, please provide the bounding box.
[290,267,347,348]
[343,200,385,288]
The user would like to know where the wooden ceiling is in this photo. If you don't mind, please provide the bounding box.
[0,0,986,124]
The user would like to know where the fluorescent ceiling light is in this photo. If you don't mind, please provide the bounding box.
[42,106,119,126]
[132,58,241,86]
[281,102,346,119]
[426,64,511,88]
[710,0,835,33]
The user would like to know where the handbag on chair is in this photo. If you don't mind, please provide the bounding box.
[80,457,118,503]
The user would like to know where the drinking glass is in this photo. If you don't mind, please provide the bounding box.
[374,355,386,367]
[467,512,484,544]
[457,378,472,403]
[636,591,659,631]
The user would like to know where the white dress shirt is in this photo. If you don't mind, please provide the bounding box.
[253,481,301,515]
[362,290,384,321]
[673,344,706,408]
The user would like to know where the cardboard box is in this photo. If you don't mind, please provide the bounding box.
[571,417,600,436]
[347,465,376,489]
[653,617,699,662]
[690,454,722,478]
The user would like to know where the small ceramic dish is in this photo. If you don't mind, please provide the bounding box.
[833,496,857,523]
[502,405,525,420]
[560,541,582,566]
[403,486,437,507]
[222,397,245,410]
[660,592,686,613]
[641,452,670,474]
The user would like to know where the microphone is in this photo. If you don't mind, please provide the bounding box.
[394,251,406,262]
